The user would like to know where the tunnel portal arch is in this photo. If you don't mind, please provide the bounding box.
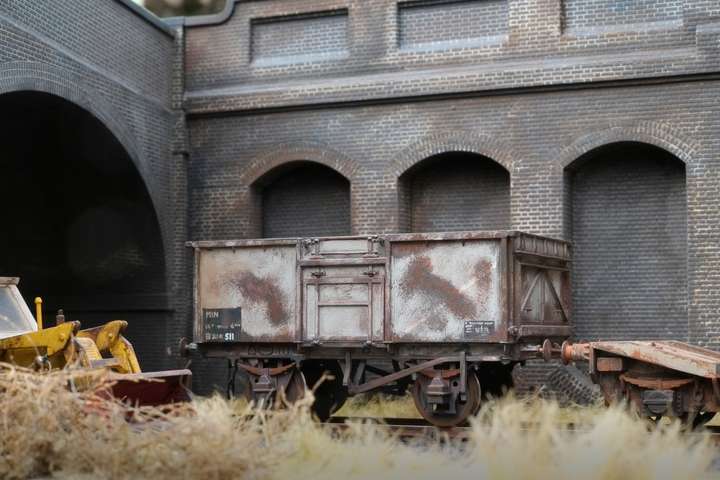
[0,90,169,368]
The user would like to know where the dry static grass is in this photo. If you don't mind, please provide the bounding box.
[1,364,718,480]
[334,393,420,418]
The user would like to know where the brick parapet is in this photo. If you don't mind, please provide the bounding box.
[183,1,720,114]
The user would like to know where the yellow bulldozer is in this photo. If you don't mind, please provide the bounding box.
[0,277,191,405]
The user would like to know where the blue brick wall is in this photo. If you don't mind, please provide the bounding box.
[563,0,683,33]
[0,1,185,373]
[4,0,720,394]
[398,0,508,50]
[251,10,349,66]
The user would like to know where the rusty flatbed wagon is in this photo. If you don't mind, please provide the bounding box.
[187,231,572,425]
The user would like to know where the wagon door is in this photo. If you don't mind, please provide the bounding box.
[512,234,572,339]
[301,237,386,344]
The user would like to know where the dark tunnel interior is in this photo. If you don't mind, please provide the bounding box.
[0,91,168,369]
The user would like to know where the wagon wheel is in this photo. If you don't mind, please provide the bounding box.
[411,372,481,427]
[302,361,348,421]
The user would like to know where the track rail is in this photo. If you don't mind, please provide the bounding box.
[327,417,472,440]
[327,417,720,443]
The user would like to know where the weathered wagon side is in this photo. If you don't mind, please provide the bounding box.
[387,232,571,344]
[187,231,572,425]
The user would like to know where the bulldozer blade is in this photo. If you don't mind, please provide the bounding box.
[109,369,192,406]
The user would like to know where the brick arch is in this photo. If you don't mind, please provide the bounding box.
[563,124,690,343]
[393,132,514,233]
[241,143,359,186]
[242,143,358,237]
[0,62,144,179]
[0,61,173,361]
[392,132,515,178]
[0,62,172,274]
[558,122,697,169]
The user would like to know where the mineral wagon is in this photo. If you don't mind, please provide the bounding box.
[187,231,571,425]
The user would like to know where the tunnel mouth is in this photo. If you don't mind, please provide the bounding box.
[398,151,510,233]
[254,161,352,238]
[0,90,168,366]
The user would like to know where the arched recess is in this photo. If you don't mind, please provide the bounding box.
[565,141,688,341]
[251,161,352,238]
[397,151,511,232]
[0,90,168,368]
[242,144,356,238]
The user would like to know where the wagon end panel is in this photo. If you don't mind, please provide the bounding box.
[194,243,298,343]
[511,234,572,340]
[389,237,506,343]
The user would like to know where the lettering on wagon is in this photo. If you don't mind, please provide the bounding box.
[204,308,242,342]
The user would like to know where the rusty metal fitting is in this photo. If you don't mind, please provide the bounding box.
[560,340,590,364]
[178,337,198,357]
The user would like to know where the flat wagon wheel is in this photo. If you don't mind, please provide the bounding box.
[411,371,481,427]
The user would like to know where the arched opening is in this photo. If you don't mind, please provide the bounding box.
[566,141,687,341]
[0,91,168,368]
[398,152,510,232]
[254,161,351,238]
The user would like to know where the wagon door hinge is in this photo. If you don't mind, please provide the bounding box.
[365,236,384,257]
[303,238,321,257]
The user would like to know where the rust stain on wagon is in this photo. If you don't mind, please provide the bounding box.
[230,272,289,327]
[401,255,476,329]
[473,260,492,294]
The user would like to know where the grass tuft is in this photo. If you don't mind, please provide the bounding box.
[0,364,717,480]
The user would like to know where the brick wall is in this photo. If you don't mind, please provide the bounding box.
[569,143,687,341]
[187,79,720,353]
[4,0,720,395]
[398,0,508,50]
[563,0,683,34]
[400,152,510,232]
[260,163,352,237]
[0,1,182,372]
[184,0,720,113]
[0,0,173,103]
[251,10,349,66]
[182,1,719,393]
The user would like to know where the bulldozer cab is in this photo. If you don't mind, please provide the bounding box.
[0,277,37,340]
